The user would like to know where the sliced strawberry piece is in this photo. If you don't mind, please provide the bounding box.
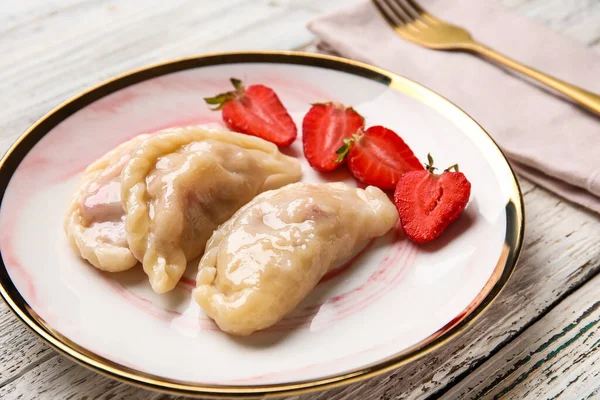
[336,126,423,190]
[302,102,364,172]
[204,78,297,147]
[394,155,471,243]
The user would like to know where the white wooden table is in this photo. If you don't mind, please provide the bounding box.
[1,1,600,399]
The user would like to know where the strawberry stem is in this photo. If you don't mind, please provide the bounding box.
[335,138,354,163]
[424,153,460,173]
[334,132,363,163]
[425,153,437,173]
[204,78,245,111]
[204,92,234,110]
[230,78,244,92]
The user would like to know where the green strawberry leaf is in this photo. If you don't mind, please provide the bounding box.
[203,92,234,110]
[230,77,244,92]
[334,137,355,163]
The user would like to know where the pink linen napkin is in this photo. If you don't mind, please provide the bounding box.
[308,0,600,213]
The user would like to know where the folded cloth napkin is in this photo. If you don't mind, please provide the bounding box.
[308,0,600,213]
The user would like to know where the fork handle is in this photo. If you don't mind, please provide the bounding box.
[466,42,600,115]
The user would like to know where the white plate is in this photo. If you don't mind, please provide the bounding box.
[0,51,524,398]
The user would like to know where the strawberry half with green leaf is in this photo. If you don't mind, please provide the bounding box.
[204,78,297,147]
[302,102,365,172]
[394,154,471,243]
[335,125,423,190]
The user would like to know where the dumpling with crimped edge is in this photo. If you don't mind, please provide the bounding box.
[120,126,302,294]
[193,182,399,336]
[64,134,149,272]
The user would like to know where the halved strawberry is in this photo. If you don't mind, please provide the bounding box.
[302,102,364,172]
[204,78,297,147]
[394,154,471,243]
[335,125,423,190]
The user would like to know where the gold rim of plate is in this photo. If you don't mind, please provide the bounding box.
[0,50,525,399]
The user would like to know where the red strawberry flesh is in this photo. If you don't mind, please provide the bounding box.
[347,126,423,190]
[394,169,471,243]
[205,79,297,147]
[302,103,364,172]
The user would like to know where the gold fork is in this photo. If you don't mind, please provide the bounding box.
[373,0,600,115]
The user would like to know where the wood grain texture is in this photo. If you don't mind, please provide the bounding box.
[0,355,165,400]
[0,0,599,399]
[1,0,104,35]
[0,0,352,154]
[444,272,600,399]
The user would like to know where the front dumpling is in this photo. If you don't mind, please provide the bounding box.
[121,126,302,294]
[193,182,399,336]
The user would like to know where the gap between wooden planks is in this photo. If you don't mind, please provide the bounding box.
[444,271,600,399]
[0,0,599,399]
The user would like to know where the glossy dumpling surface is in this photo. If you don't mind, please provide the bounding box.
[121,126,302,294]
[64,134,149,271]
[194,182,399,336]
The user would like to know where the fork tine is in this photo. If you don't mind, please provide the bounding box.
[403,0,440,25]
[396,0,420,21]
[372,0,411,27]
[395,0,431,29]
[383,0,416,25]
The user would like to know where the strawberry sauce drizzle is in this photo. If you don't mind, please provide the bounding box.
[101,272,219,331]
[319,239,375,284]
[266,240,415,331]
[178,276,195,291]
[0,221,37,304]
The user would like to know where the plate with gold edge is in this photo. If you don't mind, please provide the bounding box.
[0,51,524,398]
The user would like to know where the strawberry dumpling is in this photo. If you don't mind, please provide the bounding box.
[193,182,398,336]
[121,126,302,294]
[64,134,150,272]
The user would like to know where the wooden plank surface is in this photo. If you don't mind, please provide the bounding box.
[444,272,600,399]
[0,1,599,399]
